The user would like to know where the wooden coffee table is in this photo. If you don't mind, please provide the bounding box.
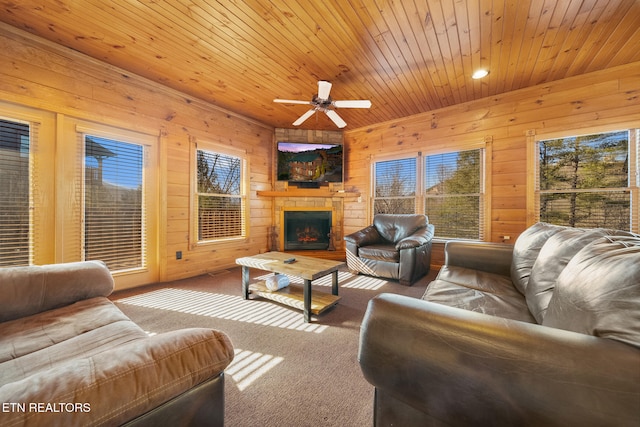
[236,252,345,322]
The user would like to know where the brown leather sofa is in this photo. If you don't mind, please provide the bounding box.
[358,223,640,426]
[0,261,235,426]
[344,214,434,285]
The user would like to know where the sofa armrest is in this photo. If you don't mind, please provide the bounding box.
[444,241,513,277]
[344,225,381,247]
[358,293,640,427]
[396,224,434,250]
[0,261,114,322]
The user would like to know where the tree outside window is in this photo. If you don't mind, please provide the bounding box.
[538,131,630,230]
[197,149,245,240]
[373,157,416,214]
[425,150,482,240]
[372,149,484,240]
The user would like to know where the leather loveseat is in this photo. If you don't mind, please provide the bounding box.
[0,261,235,427]
[358,222,640,426]
[344,214,434,285]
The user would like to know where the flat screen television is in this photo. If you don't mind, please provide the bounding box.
[276,142,343,184]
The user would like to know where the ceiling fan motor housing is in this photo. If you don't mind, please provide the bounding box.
[312,95,333,110]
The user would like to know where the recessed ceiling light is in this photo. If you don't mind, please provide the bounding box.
[472,69,489,79]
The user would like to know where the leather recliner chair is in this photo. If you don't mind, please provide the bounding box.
[344,214,434,285]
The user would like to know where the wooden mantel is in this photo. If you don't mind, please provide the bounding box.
[256,189,360,198]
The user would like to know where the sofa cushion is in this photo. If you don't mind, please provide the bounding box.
[510,222,567,295]
[423,266,536,323]
[543,235,640,347]
[358,243,400,262]
[0,297,148,381]
[373,214,427,243]
[0,327,234,426]
[526,228,610,323]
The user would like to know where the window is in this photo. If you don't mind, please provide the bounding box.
[0,102,156,284]
[0,118,32,266]
[84,135,145,271]
[372,147,486,240]
[425,149,483,240]
[71,120,158,288]
[372,157,416,214]
[535,129,639,232]
[195,147,247,242]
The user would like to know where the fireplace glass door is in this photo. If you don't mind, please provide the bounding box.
[283,211,332,250]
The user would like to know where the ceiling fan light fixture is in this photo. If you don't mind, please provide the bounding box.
[274,80,371,128]
[472,69,489,79]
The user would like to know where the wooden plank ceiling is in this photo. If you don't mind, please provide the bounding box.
[1,0,639,131]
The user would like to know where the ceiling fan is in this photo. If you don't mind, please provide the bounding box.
[273,80,371,128]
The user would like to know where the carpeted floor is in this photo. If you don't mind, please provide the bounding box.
[111,266,436,427]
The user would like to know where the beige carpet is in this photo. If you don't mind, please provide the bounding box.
[112,266,435,427]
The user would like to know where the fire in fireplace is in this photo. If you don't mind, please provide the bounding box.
[283,210,332,250]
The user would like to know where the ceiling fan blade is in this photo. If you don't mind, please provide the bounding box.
[317,80,332,100]
[333,100,372,108]
[274,99,311,105]
[293,109,316,126]
[325,110,347,128]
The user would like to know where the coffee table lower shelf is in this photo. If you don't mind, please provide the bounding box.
[249,281,341,315]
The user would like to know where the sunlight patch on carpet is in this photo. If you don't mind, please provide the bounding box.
[115,288,329,333]
[341,275,387,290]
[226,349,284,391]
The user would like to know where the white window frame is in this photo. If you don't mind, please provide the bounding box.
[371,152,420,215]
[371,139,490,242]
[190,139,249,246]
[527,125,639,233]
[71,121,159,289]
[424,148,486,241]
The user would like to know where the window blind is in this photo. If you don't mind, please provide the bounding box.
[196,149,245,240]
[0,118,34,267]
[84,135,145,271]
[425,149,483,240]
[373,157,416,214]
[537,130,631,230]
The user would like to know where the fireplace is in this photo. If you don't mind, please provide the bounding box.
[283,210,332,250]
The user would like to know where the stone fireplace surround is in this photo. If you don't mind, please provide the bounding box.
[274,196,342,253]
[257,184,359,258]
[264,128,348,255]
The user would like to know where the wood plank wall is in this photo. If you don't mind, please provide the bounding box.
[343,61,640,267]
[2,22,640,282]
[0,24,273,284]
